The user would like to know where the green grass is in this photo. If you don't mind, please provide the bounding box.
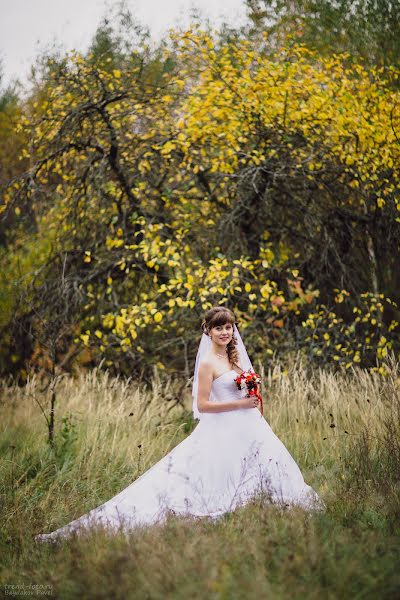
[1,359,399,599]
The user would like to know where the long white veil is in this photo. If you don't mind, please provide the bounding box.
[191,323,254,420]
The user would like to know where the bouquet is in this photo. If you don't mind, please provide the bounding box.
[234,370,264,416]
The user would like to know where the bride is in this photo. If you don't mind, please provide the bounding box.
[35,306,325,543]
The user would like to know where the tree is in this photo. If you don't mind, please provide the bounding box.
[1,26,399,381]
[245,0,400,72]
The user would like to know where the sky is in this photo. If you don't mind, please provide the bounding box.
[0,0,248,92]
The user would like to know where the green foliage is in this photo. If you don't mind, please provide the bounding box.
[245,0,400,71]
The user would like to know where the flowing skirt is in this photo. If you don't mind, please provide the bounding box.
[35,408,325,543]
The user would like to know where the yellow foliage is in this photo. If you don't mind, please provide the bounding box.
[7,28,398,378]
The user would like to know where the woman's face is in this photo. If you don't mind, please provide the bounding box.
[210,321,233,347]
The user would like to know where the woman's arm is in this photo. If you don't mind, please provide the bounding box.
[197,361,246,413]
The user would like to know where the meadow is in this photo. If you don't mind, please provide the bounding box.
[1,357,399,599]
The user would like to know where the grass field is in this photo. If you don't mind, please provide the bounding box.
[1,357,399,599]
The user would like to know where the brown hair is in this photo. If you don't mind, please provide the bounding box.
[201,307,240,366]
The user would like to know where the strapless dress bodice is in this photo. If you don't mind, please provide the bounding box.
[211,369,247,401]
[196,369,262,427]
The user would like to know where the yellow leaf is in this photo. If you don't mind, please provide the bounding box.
[260,283,272,299]
[154,312,163,323]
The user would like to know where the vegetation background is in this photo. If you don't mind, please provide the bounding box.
[0,1,399,598]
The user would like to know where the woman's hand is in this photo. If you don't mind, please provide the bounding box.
[239,395,259,409]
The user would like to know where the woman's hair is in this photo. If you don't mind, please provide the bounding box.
[201,307,240,366]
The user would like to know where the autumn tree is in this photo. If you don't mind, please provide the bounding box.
[1,25,399,381]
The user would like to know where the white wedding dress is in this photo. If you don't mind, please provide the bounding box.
[35,369,325,543]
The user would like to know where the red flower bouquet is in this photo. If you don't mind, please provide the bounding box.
[234,370,264,416]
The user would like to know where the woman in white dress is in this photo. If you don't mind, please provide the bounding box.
[35,307,325,543]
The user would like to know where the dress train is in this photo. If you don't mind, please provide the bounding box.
[35,369,325,543]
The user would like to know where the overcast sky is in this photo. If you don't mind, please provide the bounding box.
[1,0,248,91]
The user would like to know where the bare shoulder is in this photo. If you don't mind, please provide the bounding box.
[198,356,214,376]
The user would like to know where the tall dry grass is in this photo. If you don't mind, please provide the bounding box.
[1,356,399,599]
